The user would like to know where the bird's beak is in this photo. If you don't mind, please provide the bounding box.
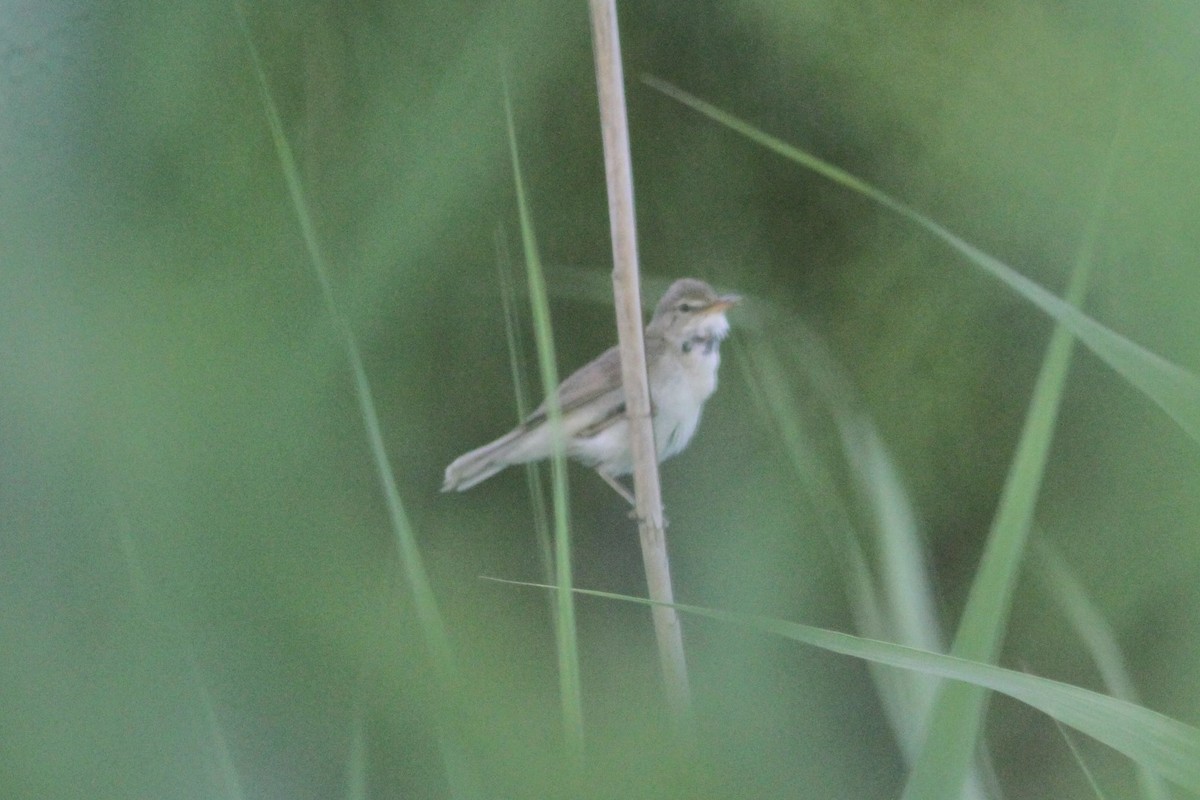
[705,294,742,314]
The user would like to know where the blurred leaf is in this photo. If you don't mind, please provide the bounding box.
[1038,542,1174,800]
[901,150,1101,799]
[644,76,1200,446]
[503,75,584,758]
[236,6,478,796]
[494,581,1200,795]
[198,680,248,800]
[736,333,944,768]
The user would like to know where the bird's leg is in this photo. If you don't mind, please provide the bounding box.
[595,471,669,526]
[595,470,636,506]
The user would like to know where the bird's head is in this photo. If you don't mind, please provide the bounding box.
[647,278,740,343]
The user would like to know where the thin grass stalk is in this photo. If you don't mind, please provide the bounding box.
[501,80,585,758]
[234,6,480,796]
[733,313,991,797]
[901,211,1093,795]
[485,577,1200,794]
[234,0,454,681]
[114,511,248,800]
[1037,541,1174,800]
[643,76,1200,445]
[735,336,947,771]
[902,95,1119,800]
[494,226,555,585]
[195,678,249,800]
[734,338,905,726]
[587,0,692,722]
[344,713,369,800]
[1052,712,1112,800]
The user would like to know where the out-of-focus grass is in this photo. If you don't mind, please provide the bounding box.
[236,5,484,796]
[1037,541,1175,800]
[493,228,554,586]
[647,69,1200,798]
[502,76,584,760]
[646,77,1200,447]
[489,578,1200,795]
[4,2,1200,799]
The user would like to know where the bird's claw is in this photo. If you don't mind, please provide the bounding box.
[627,508,669,528]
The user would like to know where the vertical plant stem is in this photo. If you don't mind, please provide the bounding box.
[494,226,555,585]
[587,0,692,721]
[901,91,1123,800]
[236,7,483,797]
[502,80,585,759]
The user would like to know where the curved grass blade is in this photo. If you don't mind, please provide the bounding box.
[234,0,454,679]
[643,76,1200,446]
[1037,542,1174,800]
[1052,715,1111,800]
[486,578,1200,795]
[734,334,944,767]
[235,6,481,797]
[643,75,1171,798]
[901,219,1096,799]
[494,226,555,586]
[502,75,585,758]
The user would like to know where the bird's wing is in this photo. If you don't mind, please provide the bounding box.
[521,337,668,432]
[523,345,624,430]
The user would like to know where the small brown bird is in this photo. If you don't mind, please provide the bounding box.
[442,278,739,502]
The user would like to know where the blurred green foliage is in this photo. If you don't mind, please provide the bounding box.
[2,1,1198,798]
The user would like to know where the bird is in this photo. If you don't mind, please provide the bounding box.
[442,278,739,503]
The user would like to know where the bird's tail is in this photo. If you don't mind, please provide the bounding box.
[441,427,527,492]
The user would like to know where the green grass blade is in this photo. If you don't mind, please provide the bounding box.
[1038,542,1175,800]
[901,91,1119,800]
[494,226,555,585]
[901,262,1092,797]
[502,78,584,758]
[234,0,454,681]
[641,75,1141,797]
[235,7,482,797]
[487,579,1200,794]
[740,330,990,798]
[1052,716,1111,800]
[115,513,248,800]
[643,76,1200,445]
[735,308,961,778]
[734,321,998,800]
[197,679,249,800]
[836,420,945,758]
[735,335,929,750]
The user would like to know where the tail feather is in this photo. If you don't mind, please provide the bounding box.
[442,427,526,492]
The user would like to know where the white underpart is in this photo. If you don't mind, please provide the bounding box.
[572,309,730,477]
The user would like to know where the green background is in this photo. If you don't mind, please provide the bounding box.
[3,1,1197,798]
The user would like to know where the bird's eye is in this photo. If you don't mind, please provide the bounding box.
[679,302,693,312]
